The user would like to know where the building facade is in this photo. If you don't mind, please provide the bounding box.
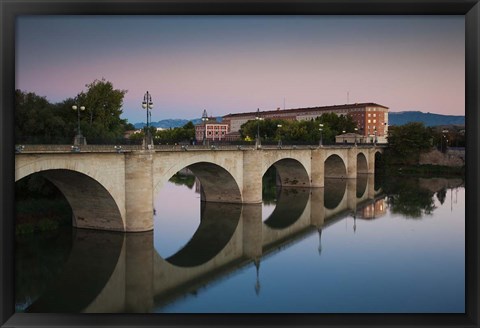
[195,118,230,143]
[222,103,389,143]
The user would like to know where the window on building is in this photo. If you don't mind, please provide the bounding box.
[373,119,376,123]
[368,119,371,123]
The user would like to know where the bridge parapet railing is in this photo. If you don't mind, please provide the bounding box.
[15,144,144,153]
[15,144,384,153]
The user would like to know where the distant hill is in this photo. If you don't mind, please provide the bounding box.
[133,118,218,129]
[389,111,464,127]
[134,119,191,129]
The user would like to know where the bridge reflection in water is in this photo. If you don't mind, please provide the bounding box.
[19,173,387,313]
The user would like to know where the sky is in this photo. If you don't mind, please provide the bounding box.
[16,16,465,124]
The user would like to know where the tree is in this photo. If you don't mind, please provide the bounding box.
[238,113,358,145]
[386,122,433,165]
[77,78,129,143]
[15,78,133,144]
[151,121,195,144]
[15,90,72,144]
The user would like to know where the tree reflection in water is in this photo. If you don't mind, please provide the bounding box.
[380,175,464,219]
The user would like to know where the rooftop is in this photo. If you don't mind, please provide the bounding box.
[223,102,388,118]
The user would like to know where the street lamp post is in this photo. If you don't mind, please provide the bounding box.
[319,123,324,147]
[255,108,263,149]
[202,109,209,146]
[342,130,346,144]
[72,104,86,146]
[142,91,154,149]
[277,124,282,148]
[354,127,358,146]
[374,127,377,146]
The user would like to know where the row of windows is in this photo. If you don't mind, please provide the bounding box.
[367,113,385,117]
[207,131,226,135]
[207,126,228,130]
[197,126,228,131]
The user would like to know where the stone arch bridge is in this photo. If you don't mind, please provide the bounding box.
[15,146,383,232]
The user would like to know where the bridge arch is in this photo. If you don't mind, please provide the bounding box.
[324,154,347,179]
[152,152,243,204]
[23,170,124,231]
[262,157,310,188]
[15,154,126,232]
[357,153,369,174]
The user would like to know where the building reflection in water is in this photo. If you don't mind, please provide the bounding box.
[16,174,463,313]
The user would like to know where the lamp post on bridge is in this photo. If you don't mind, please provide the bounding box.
[319,123,324,147]
[202,109,209,146]
[374,127,377,146]
[142,91,154,149]
[354,127,358,146]
[277,124,282,148]
[255,108,263,149]
[72,104,86,146]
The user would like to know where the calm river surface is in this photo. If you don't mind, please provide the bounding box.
[15,171,465,313]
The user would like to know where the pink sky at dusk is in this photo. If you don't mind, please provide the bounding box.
[16,16,465,124]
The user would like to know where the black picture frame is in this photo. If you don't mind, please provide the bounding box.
[1,1,478,327]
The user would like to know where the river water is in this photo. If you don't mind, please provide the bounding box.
[15,170,465,313]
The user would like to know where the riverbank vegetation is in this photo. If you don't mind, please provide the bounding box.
[381,122,465,177]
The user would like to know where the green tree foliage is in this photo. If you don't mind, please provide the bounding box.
[430,126,465,151]
[238,113,357,144]
[169,172,196,189]
[381,176,436,218]
[15,78,132,144]
[386,122,433,165]
[150,121,195,144]
[15,91,72,143]
[77,78,129,143]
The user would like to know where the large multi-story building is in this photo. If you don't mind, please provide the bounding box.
[222,102,389,143]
